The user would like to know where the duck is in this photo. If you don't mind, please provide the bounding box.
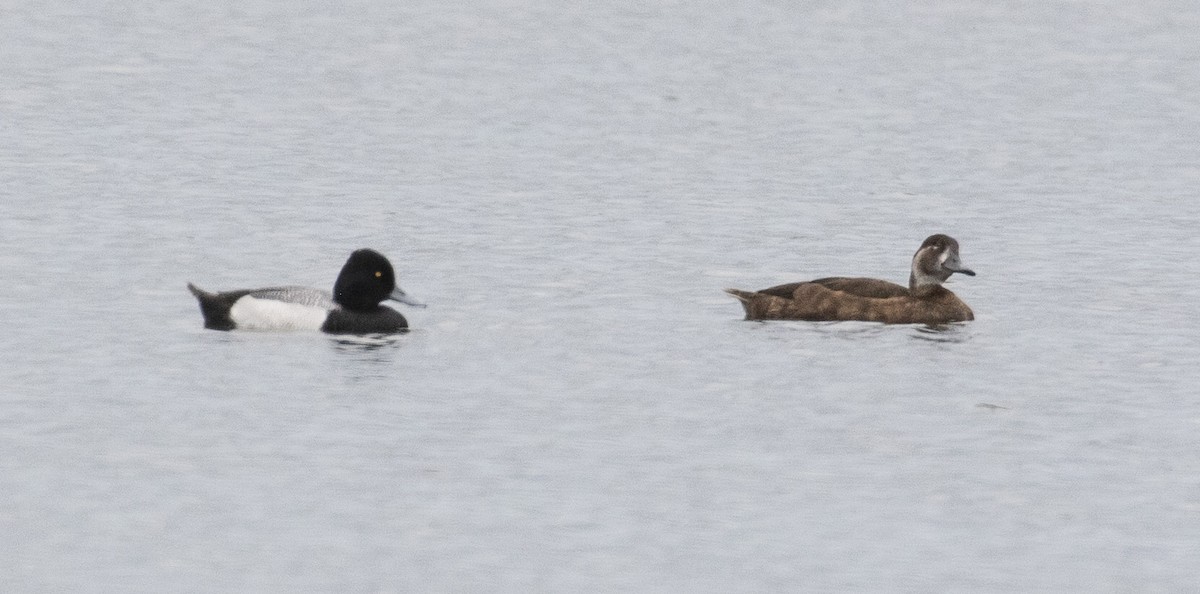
[187,248,425,334]
[725,234,975,325]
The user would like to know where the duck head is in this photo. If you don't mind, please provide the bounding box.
[333,248,426,311]
[909,234,975,291]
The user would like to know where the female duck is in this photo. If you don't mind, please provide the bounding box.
[725,234,975,325]
[188,248,425,334]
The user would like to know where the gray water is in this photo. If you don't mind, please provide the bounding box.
[4,1,1200,591]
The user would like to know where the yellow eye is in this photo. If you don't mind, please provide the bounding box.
[375,271,382,278]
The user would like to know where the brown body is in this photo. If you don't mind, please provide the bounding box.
[726,234,976,325]
[726,281,973,324]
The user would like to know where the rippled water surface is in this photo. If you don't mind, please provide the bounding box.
[4,1,1200,591]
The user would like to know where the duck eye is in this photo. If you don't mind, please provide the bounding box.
[374,271,382,278]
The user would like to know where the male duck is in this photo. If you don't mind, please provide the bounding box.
[725,234,975,325]
[188,248,425,334]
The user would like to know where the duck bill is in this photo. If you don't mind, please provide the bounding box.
[943,253,976,277]
[388,286,427,308]
[946,262,976,276]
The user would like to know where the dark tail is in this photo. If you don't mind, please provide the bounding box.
[187,283,236,331]
[724,288,757,317]
[724,288,755,303]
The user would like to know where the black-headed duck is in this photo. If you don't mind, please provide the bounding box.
[725,234,976,325]
[188,248,425,334]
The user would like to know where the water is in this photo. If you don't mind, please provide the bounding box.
[3,1,1200,591]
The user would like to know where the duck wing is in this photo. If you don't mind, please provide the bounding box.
[245,286,337,309]
[755,277,908,300]
[754,282,807,299]
[786,283,972,324]
[808,277,909,299]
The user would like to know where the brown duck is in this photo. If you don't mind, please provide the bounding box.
[725,234,976,324]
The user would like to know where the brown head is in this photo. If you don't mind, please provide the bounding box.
[908,234,975,293]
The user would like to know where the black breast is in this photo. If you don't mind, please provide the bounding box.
[320,307,409,334]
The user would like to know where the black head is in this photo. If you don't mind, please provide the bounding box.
[332,249,401,311]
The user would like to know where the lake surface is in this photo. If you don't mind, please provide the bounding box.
[3,1,1200,591]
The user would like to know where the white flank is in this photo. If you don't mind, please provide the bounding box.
[229,296,329,331]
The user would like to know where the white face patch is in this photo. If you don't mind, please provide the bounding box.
[229,296,329,331]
